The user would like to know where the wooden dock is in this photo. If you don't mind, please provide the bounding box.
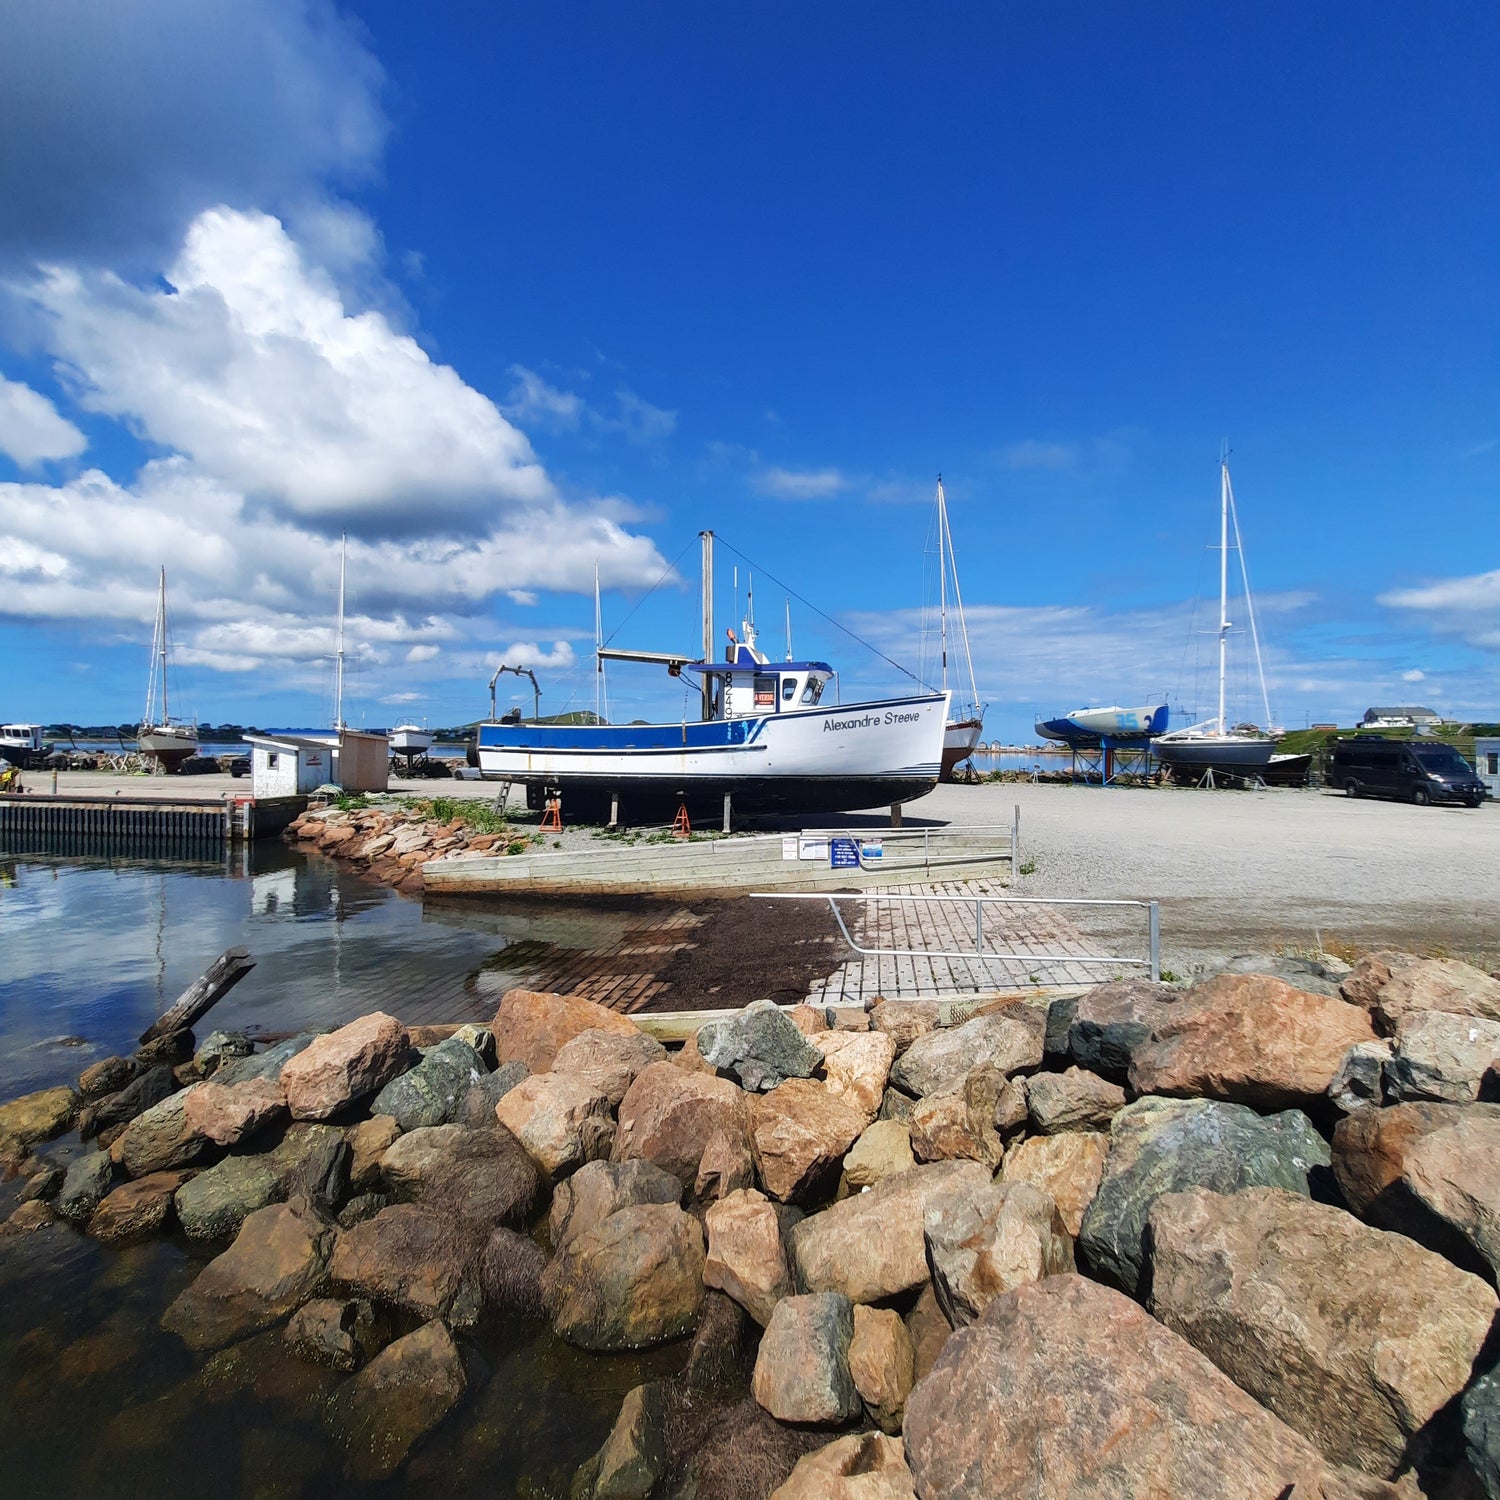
[0,793,306,851]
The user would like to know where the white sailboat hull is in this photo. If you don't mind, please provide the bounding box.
[389,725,432,754]
[139,724,198,767]
[941,716,984,778]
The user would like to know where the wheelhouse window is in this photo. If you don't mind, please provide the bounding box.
[781,678,797,702]
[801,676,825,705]
[753,675,777,707]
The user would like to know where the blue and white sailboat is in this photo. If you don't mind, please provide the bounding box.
[1035,703,1169,746]
[475,532,949,816]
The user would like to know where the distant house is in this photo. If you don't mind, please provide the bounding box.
[1361,707,1442,728]
[1311,722,1338,733]
[1477,737,1500,798]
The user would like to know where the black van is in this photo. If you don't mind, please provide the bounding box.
[1331,736,1486,807]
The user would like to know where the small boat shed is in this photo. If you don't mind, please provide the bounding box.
[1476,736,1500,800]
[246,731,389,798]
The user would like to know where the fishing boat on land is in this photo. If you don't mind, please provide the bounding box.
[0,724,48,769]
[1035,703,1169,747]
[924,478,987,779]
[138,568,198,770]
[474,531,949,817]
[1152,455,1277,781]
[389,723,431,756]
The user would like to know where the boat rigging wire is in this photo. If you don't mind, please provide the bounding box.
[713,534,923,685]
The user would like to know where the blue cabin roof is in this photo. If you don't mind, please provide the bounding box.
[687,650,834,675]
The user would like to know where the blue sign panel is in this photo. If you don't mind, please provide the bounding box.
[829,837,860,869]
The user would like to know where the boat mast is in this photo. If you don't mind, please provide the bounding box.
[936,478,950,694]
[334,533,347,732]
[158,568,170,725]
[699,530,714,720]
[144,567,164,727]
[1217,456,1230,737]
[594,561,604,723]
[938,477,981,717]
[1225,463,1276,733]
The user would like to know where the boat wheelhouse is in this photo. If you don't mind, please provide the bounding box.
[0,723,47,768]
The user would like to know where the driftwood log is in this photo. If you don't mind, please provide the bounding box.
[139,946,256,1045]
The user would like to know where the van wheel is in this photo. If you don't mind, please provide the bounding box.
[1343,779,1360,797]
[1411,785,1430,806]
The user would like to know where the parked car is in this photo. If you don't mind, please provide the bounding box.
[1331,736,1485,807]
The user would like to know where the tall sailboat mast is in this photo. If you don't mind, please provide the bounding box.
[699,530,714,720]
[1217,458,1230,738]
[936,478,950,693]
[334,533,347,732]
[157,568,170,724]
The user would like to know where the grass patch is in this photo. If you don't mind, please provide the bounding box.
[399,794,513,836]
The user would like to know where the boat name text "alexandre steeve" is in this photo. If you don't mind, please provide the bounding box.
[823,710,924,732]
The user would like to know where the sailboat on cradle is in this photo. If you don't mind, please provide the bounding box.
[138,567,198,770]
[926,477,986,780]
[1151,454,1277,781]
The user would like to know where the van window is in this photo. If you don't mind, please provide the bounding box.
[1411,744,1471,777]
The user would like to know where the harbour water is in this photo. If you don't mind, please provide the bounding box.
[0,848,682,1496]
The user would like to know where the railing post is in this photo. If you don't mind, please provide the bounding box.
[1148,901,1161,982]
[975,899,983,956]
[1012,803,1021,875]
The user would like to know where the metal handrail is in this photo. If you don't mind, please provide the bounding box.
[807,806,1022,874]
[749,890,1160,982]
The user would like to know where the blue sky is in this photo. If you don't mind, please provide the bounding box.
[1,1,1497,741]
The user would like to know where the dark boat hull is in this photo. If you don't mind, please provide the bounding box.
[514,772,940,820]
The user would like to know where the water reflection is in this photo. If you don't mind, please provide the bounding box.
[0,845,633,1099]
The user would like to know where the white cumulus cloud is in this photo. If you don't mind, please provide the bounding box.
[0,375,86,465]
[755,466,848,500]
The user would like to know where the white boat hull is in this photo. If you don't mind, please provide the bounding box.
[139,725,198,768]
[389,726,432,755]
[476,691,950,814]
[941,716,984,779]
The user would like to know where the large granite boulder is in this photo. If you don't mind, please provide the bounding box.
[903,1274,1405,1500]
[813,1031,896,1123]
[1000,1130,1108,1237]
[87,1169,190,1245]
[694,1122,756,1201]
[751,1291,860,1424]
[0,1085,77,1146]
[889,1011,1043,1098]
[1200,952,1345,997]
[1343,951,1500,1032]
[704,1187,793,1326]
[78,1055,137,1101]
[926,1179,1073,1328]
[698,999,824,1092]
[346,1115,401,1192]
[1328,1039,1392,1113]
[788,1160,994,1304]
[1385,1010,1500,1103]
[848,1306,915,1437]
[82,1063,176,1138]
[329,1202,483,1326]
[182,1077,287,1147]
[117,1088,218,1177]
[379,1122,541,1227]
[1148,1185,1499,1477]
[869,1000,940,1055]
[573,1381,668,1500]
[1401,1110,1500,1277]
[1464,1368,1500,1500]
[1078,1095,1330,1295]
[322,1318,467,1482]
[751,1079,868,1202]
[549,1157,682,1251]
[284,1295,386,1373]
[175,1154,279,1240]
[493,1072,615,1180]
[368,1037,485,1130]
[1127,973,1377,1110]
[1066,977,1186,1080]
[551,1026,667,1107]
[54,1149,114,1225]
[160,1198,335,1351]
[612,1061,748,1186]
[842,1119,916,1190]
[491,987,639,1073]
[1024,1067,1126,1134]
[908,1066,1005,1167]
[769,1433,915,1500]
[264,1121,349,1207]
[461,1058,530,1127]
[193,1029,255,1077]
[280,1013,411,1121]
[542,1202,705,1351]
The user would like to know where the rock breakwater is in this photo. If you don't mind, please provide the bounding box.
[1,950,1500,1492]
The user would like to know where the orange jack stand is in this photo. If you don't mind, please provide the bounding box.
[540,796,563,832]
[671,803,691,838]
